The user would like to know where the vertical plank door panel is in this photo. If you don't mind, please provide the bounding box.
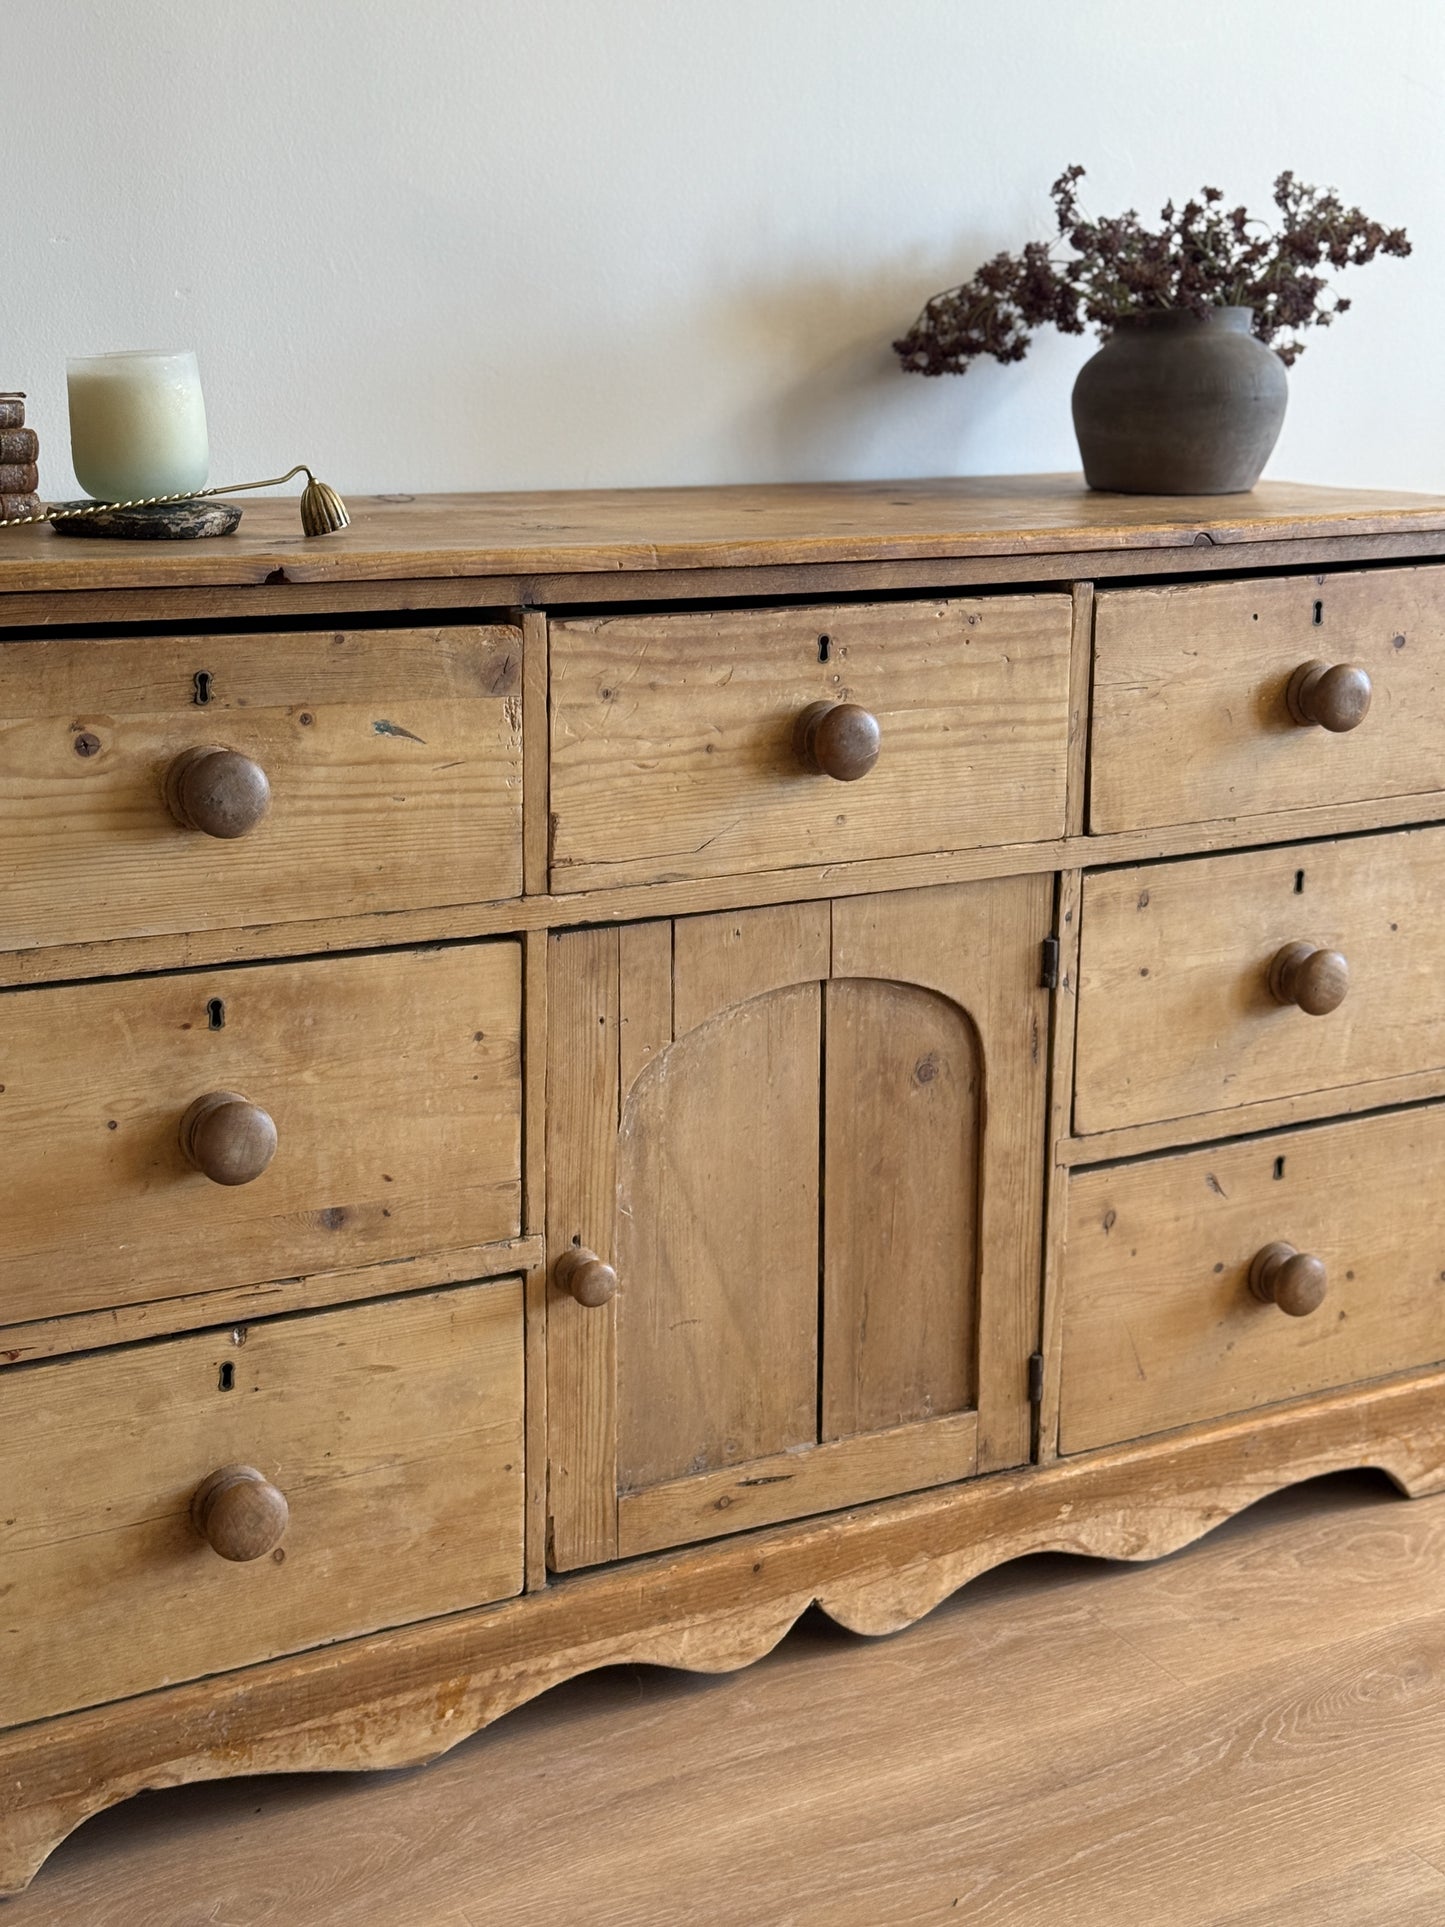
[545,927,620,1570]
[671,901,830,1034]
[555,875,1051,1565]
[833,875,1053,1472]
[617,985,821,1493]
[822,978,980,1439]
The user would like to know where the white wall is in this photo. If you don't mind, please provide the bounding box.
[9,0,1442,501]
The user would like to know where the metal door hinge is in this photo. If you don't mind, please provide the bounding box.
[1027,1351,1045,1405]
[1040,935,1060,991]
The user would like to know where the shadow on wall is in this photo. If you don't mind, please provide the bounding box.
[718,247,1077,480]
[317,243,1089,491]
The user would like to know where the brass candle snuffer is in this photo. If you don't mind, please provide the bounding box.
[0,464,350,537]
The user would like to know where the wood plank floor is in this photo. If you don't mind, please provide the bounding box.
[11,1470,1445,1925]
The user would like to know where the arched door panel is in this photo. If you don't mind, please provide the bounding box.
[617,985,820,1492]
[547,878,1051,1571]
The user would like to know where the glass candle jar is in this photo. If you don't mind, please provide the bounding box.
[67,349,210,501]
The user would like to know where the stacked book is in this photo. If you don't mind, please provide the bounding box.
[0,392,39,519]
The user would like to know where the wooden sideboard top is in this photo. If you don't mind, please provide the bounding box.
[2,474,1445,597]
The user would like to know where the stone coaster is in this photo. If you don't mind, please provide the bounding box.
[50,498,242,539]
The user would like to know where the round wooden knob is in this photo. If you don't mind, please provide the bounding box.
[1249,1242,1328,1317]
[191,1464,289,1561]
[1268,941,1349,1016]
[792,701,881,782]
[180,1090,278,1186]
[164,746,271,838]
[555,1247,619,1307]
[1286,660,1372,733]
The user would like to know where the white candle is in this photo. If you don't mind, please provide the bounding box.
[67,349,210,502]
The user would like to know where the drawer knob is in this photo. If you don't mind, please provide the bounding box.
[1249,1241,1328,1317]
[793,701,881,782]
[556,1246,619,1307]
[1268,941,1349,1016]
[180,1090,278,1186]
[191,1464,290,1561]
[165,746,272,838]
[1286,660,1372,733]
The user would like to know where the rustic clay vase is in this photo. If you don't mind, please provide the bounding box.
[1071,307,1287,494]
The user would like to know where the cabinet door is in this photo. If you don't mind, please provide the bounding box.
[546,877,1051,1570]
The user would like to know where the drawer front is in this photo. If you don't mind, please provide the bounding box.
[1075,826,1445,1135]
[0,624,522,952]
[1090,566,1445,834]
[1061,1106,1445,1453]
[549,596,1073,890]
[1,942,521,1324]
[0,1281,524,1725]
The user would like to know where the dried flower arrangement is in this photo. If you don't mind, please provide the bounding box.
[894,168,1412,376]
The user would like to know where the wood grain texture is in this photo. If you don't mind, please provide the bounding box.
[1037,868,1083,1461]
[552,879,1048,1564]
[520,608,549,895]
[1216,1856,1445,1927]
[617,985,821,1493]
[6,526,1445,643]
[670,899,830,1033]
[0,625,522,951]
[832,877,1052,1472]
[521,927,548,1238]
[1091,565,1445,833]
[0,943,521,1323]
[4,477,1445,596]
[544,926,620,1570]
[1065,581,1095,838]
[10,779,1445,993]
[1060,1062,1445,1168]
[620,978,820,1487]
[1075,823,1445,1135]
[617,1410,978,1557]
[522,927,549,1590]
[0,1236,541,1369]
[549,595,1072,889]
[614,905,828,1520]
[821,977,979,1438]
[11,1479,1445,1926]
[5,1364,1445,1900]
[617,919,672,1096]
[0,1281,524,1729]
[1062,1102,1445,1452]
[10,483,1445,1911]
[10,1475,1445,1926]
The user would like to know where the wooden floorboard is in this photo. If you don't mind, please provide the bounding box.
[1213,1852,1445,1927]
[10,1471,1445,1925]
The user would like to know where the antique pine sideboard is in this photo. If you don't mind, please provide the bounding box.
[4,475,1445,1889]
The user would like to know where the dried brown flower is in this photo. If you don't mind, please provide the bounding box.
[894,168,1412,375]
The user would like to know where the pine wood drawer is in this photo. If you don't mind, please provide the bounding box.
[0,624,522,952]
[0,1281,524,1726]
[548,596,1073,890]
[1089,565,1445,834]
[0,942,521,1326]
[1061,1105,1445,1453]
[1074,825,1445,1136]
